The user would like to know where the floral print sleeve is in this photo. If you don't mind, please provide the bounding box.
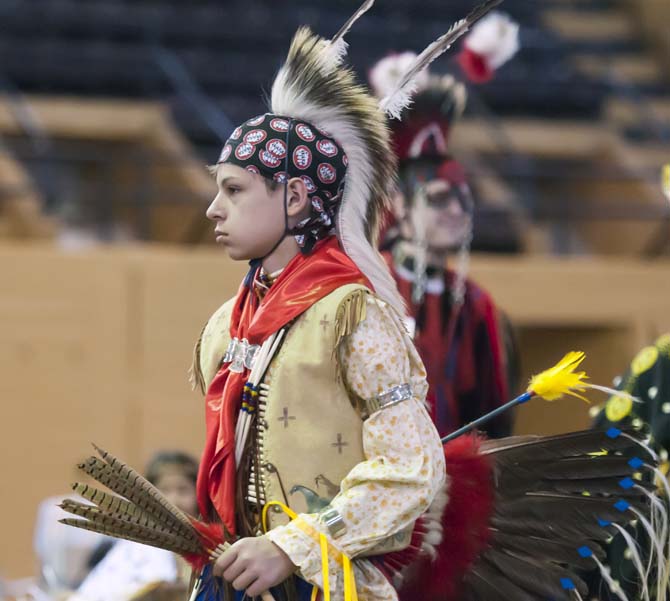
[266,296,446,600]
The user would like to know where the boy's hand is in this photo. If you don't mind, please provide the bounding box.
[212,535,297,597]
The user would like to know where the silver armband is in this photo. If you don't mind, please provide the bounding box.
[366,383,413,415]
[320,507,347,539]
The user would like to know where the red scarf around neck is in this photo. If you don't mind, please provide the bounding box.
[196,236,371,535]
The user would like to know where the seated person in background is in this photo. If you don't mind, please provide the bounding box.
[8,494,107,601]
[70,451,199,601]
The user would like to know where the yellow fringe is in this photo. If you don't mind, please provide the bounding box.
[333,289,369,351]
[333,289,370,416]
[262,501,358,601]
[188,323,207,395]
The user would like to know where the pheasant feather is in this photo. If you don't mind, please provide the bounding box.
[59,518,199,556]
[71,482,162,529]
[93,444,193,530]
[61,444,225,575]
[59,500,202,554]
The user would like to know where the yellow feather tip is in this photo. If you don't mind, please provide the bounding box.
[527,351,590,403]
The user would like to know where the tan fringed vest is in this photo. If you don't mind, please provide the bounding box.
[193,283,412,553]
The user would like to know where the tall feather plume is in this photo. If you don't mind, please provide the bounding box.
[271,27,404,313]
[380,0,504,119]
[323,0,376,69]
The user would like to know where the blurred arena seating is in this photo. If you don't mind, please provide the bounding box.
[0,0,667,252]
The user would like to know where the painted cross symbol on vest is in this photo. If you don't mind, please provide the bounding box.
[320,316,330,332]
[278,407,296,428]
[332,433,348,454]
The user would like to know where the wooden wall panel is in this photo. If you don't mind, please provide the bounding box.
[0,246,129,580]
[0,245,668,580]
[130,248,246,465]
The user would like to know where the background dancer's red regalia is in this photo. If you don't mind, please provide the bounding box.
[370,16,521,439]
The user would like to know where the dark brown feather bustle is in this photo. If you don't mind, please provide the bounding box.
[456,427,662,601]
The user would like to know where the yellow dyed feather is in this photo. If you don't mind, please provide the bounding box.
[527,351,590,402]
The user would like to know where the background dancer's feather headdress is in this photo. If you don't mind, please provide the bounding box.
[369,7,519,305]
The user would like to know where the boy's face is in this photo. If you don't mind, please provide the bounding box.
[206,164,286,261]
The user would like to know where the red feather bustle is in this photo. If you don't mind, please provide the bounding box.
[399,435,495,600]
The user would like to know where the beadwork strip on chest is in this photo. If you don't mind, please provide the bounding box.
[223,331,286,467]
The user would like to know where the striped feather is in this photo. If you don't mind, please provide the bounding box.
[59,501,201,555]
[59,518,197,556]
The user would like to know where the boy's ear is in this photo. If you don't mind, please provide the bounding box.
[285,177,311,218]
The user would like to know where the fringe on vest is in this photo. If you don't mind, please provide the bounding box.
[333,288,372,418]
[189,322,208,395]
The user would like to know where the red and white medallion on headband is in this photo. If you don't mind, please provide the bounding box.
[266,139,287,159]
[317,139,339,157]
[244,129,267,145]
[245,115,266,126]
[293,145,312,170]
[300,175,317,194]
[311,196,324,212]
[296,123,316,142]
[234,142,256,161]
[219,144,232,162]
[259,149,282,169]
[270,117,291,132]
[317,163,337,185]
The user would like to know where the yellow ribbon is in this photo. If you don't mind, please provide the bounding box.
[261,501,358,601]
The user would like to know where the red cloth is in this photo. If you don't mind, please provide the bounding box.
[387,257,510,440]
[196,237,370,535]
